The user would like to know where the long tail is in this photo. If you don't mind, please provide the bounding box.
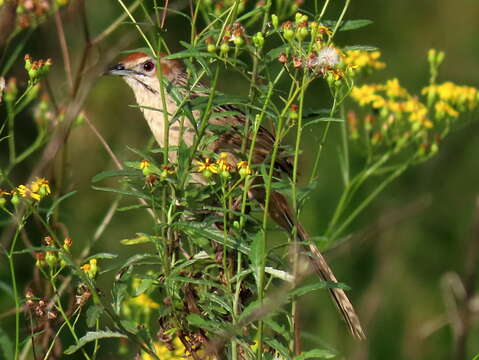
[268,191,366,340]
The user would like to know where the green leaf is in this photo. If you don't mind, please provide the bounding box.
[177,222,250,254]
[290,281,350,298]
[120,320,139,334]
[265,338,289,358]
[84,253,118,262]
[121,233,156,245]
[339,19,373,31]
[167,276,219,288]
[265,45,288,63]
[343,45,379,52]
[186,314,221,331]
[122,253,162,269]
[133,278,155,297]
[91,169,139,183]
[117,204,149,212]
[92,186,150,200]
[0,326,13,360]
[86,305,104,328]
[304,117,344,129]
[264,319,290,341]
[249,231,264,286]
[293,349,336,359]
[46,191,77,222]
[64,330,127,355]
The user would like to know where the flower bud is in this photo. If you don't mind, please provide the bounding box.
[220,42,230,55]
[63,237,73,251]
[11,193,20,206]
[427,49,436,65]
[271,14,279,29]
[35,252,46,267]
[252,32,264,49]
[89,259,98,278]
[24,54,32,71]
[233,35,244,47]
[207,43,216,53]
[296,23,309,41]
[45,251,58,268]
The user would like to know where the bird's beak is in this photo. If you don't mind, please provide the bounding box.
[106,63,130,76]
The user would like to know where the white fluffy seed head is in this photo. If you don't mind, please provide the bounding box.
[316,46,341,68]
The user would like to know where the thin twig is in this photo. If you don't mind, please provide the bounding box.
[54,9,73,91]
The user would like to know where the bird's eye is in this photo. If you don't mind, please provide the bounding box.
[143,61,155,72]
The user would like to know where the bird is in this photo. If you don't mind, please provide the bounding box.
[108,51,365,340]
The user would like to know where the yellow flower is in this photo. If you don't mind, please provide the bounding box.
[140,160,151,169]
[237,161,252,177]
[16,178,51,201]
[384,78,408,98]
[435,100,459,119]
[17,185,41,201]
[128,293,160,309]
[350,85,379,106]
[30,178,51,197]
[422,82,479,109]
[196,158,218,177]
[81,263,91,273]
[343,50,386,72]
[142,337,207,360]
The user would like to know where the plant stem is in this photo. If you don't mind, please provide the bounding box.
[330,163,408,240]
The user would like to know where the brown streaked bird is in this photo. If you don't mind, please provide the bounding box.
[108,52,365,340]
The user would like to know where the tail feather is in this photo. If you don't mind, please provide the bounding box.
[268,191,366,340]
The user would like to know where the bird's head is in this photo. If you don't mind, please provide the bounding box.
[108,52,185,96]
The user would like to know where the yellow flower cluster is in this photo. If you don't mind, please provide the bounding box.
[16,177,51,202]
[127,293,160,309]
[350,79,433,130]
[349,75,479,155]
[196,153,250,179]
[342,50,386,72]
[81,258,98,279]
[422,82,479,110]
[142,337,205,360]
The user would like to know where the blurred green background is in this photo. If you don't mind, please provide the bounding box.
[1,0,479,359]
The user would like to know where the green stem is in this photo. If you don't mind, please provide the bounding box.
[290,74,309,355]
[309,86,339,182]
[317,0,331,21]
[339,104,350,186]
[115,0,155,54]
[6,100,16,164]
[330,163,408,240]
[330,0,352,40]
[51,281,92,360]
[7,235,21,360]
[256,83,302,360]
[327,152,391,236]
